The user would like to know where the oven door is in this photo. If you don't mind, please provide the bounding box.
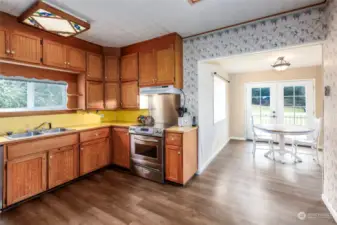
[130,134,163,170]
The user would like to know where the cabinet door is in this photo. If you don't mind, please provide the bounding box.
[87,53,103,81]
[105,82,120,110]
[67,46,86,71]
[112,128,130,168]
[80,138,110,175]
[10,31,41,64]
[120,53,138,82]
[165,145,182,183]
[105,56,119,82]
[156,46,175,85]
[43,40,66,68]
[48,145,78,189]
[7,153,47,205]
[139,50,156,87]
[0,28,9,58]
[87,81,104,110]
[121,81,139,109]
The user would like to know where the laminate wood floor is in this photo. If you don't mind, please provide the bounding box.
[0,140,334,225]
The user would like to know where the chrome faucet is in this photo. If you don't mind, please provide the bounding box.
[34,122,52,131]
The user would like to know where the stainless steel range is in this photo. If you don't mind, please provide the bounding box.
[129,94,180,183]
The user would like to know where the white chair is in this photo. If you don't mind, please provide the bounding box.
[251,116,274,159]
[292,117,322,164]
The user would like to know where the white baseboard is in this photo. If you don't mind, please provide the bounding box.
[322,194,337,223]
[230,137,246,141]
[197,139,230,175]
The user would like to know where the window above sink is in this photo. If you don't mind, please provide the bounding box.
[0,75,68,112]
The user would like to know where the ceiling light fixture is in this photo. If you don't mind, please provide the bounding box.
[18,1,90,37]
[271,57,291,71]
[188,0,202,5]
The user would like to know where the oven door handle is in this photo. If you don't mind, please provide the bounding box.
[134,137,159,143]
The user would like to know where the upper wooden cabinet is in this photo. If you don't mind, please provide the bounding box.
[43,40,85,71]
[0,28,9,58]
[7,152,47,205]
[112,127,130,169]
[87,52,103,81]
[121,33,183,88]
[105,82,120,110]
[87,81,104,110]
[121,53,138,82]
[2,31,41,64]
[48,145,78,189]
[67,46,86,71]
[156,46,175,85]
[105,56,119,82]
[121,81,139,109]
[139,50,156,87]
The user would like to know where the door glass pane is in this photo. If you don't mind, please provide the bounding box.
[261,88,270,96]
[135,143,158,158]
[252,97,260,105]
[295,86,305,96]
[284,97,293,106]
[252,88,260,97]
[284,86,293,96]
[295,97,306,107]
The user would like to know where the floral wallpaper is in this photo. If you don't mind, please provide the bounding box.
[323,0,337,215]
[182,6,327,119]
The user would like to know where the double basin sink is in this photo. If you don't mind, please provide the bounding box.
[6,128,72,140]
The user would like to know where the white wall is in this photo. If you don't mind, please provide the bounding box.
[197,62,230,173]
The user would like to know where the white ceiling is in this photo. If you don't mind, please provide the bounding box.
[208,44,323,74]
[0,0,324,47]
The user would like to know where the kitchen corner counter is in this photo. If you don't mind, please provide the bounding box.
[165,126,198,133]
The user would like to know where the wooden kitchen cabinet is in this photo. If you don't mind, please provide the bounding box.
[0,28,9,58]
[105,56,119,82]
[80,138,110,175]
[156,46,175,85]
[121,81,139,109]
[112,127,130,169]
[165,128,198,185]
[139,50,156,87]
[10,31,41,64]
[43,40,85,71]
[87,81,104,110]
[7,152,47,205]
[48,145,78,189]
[105,82,120,110]
[87,52,103,81]
[121,53,138,82]
[43,40,66,68]
[67,46,86,71]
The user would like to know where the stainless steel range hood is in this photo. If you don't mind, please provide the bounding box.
[140,85,182,95]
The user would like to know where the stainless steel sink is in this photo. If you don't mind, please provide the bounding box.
[40,128,72,134]
[5,128,72,140]
[6,131,43,140]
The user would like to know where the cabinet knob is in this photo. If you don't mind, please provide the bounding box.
[11,50,15,55]
[95,133,98,136]
[68,62,70,65]
[6,49,10,54]
[50,156,53,159]
[88,74,90,77]
[80,148,84,151]
[64,62,67,64]
[178,152,181,155]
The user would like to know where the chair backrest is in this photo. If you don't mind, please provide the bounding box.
[312,117,322,142]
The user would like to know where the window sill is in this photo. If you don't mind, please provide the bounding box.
[0,109,78,118]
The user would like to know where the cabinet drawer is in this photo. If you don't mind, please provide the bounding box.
[165,133,182,146]
[80,128,109,142]
[7,134,78,160]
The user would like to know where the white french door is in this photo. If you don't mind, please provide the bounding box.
[246,80,315,141]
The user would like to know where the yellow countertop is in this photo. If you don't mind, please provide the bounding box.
[0,121,138,145]
[165,126,198,133]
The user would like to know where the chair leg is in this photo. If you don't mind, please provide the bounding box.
[271,141,275,160]
[314,145,320,166]
[253,139,256,158]
[294,144,298,163]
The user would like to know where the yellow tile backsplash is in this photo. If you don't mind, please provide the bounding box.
[0,109,148,135]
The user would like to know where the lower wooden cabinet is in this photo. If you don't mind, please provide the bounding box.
[48,145,78,189]
[112,127,130,168]
[7,152,47,205]
[80,138,110,175]
[165,128,198,185]
[165,145,182,183]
